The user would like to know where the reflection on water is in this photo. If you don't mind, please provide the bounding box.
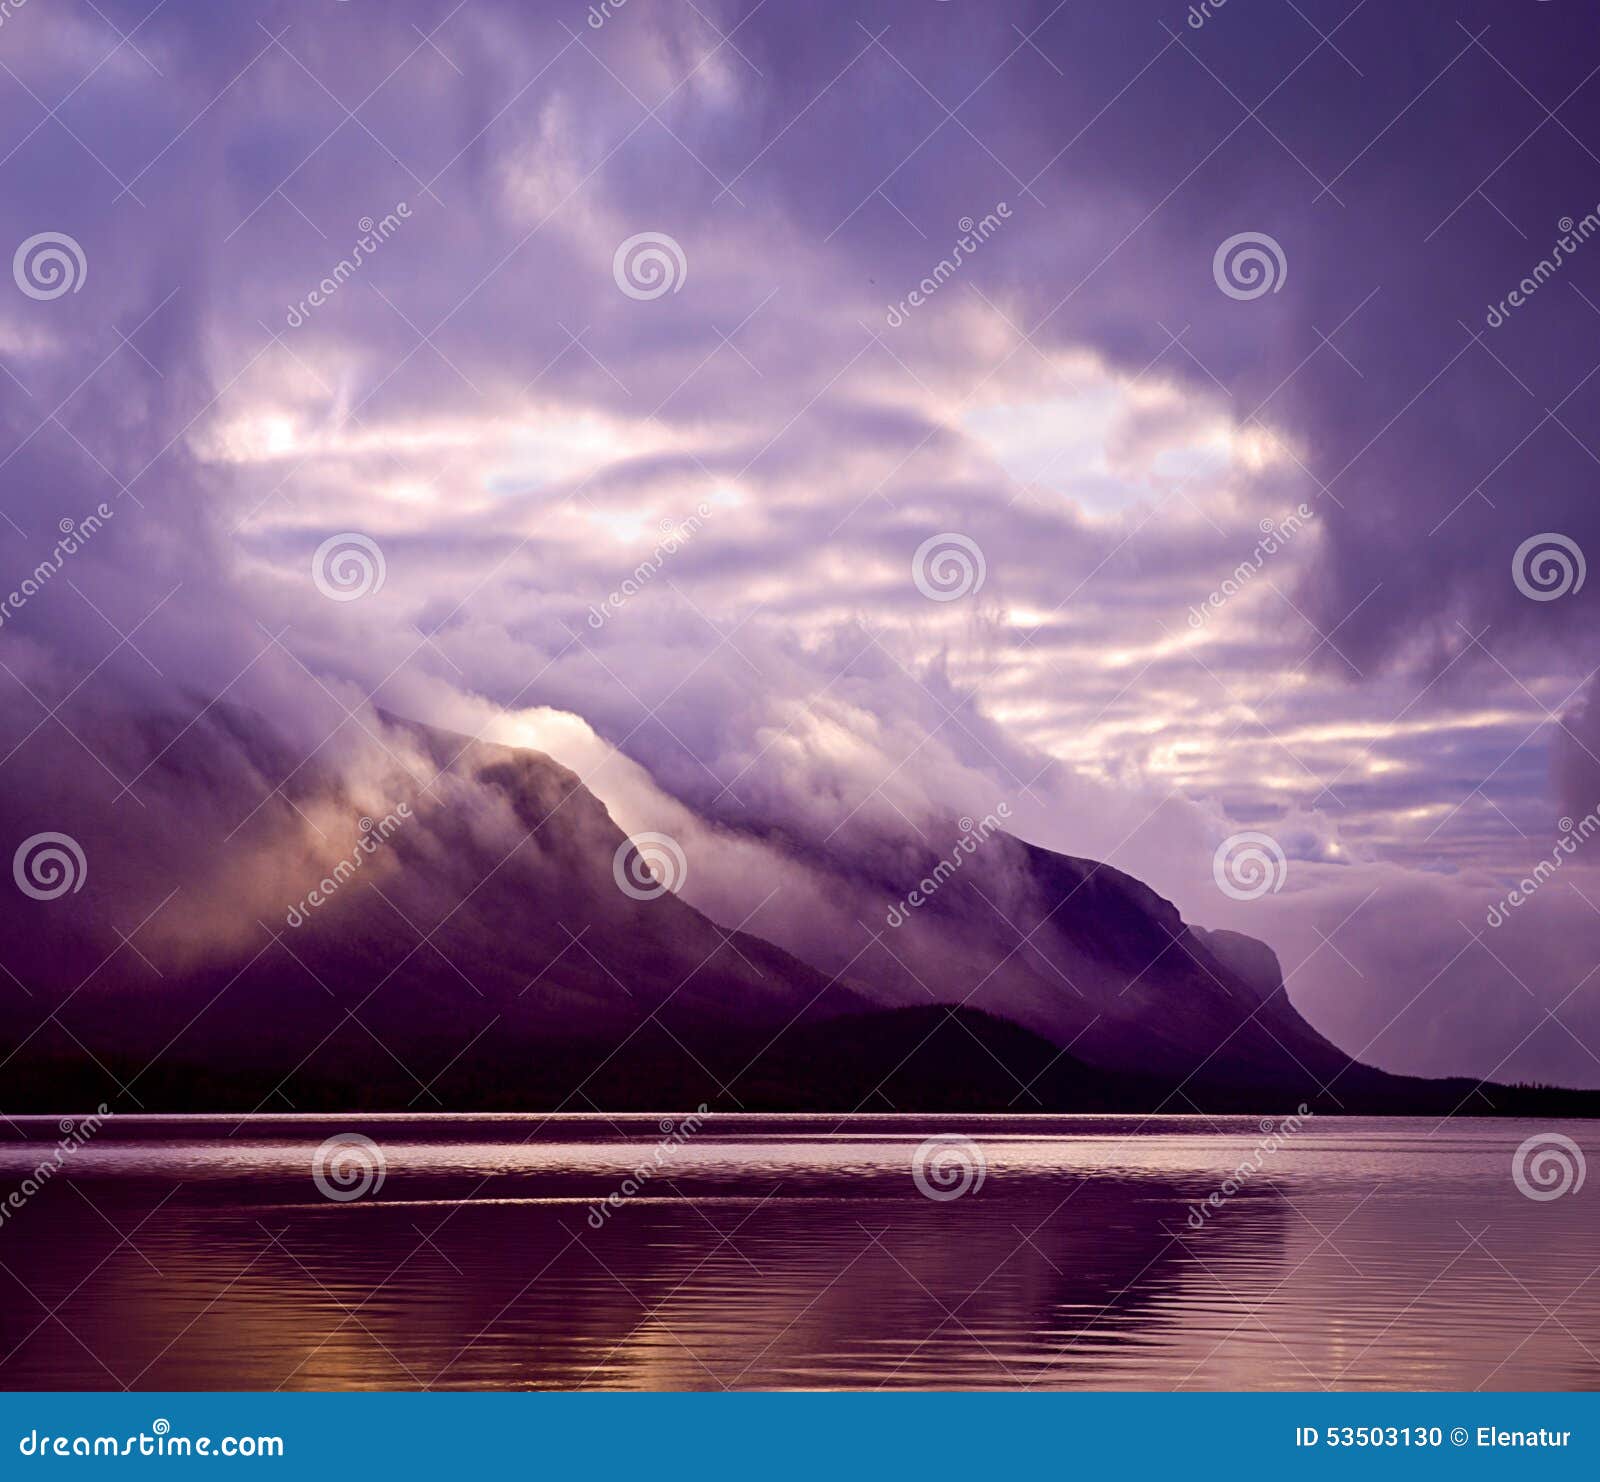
[0,1115,1595,1390]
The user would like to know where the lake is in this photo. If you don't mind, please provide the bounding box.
[0,1114,1594,1390]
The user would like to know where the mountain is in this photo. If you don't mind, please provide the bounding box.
[0,704,862,1111]
[0,703,1592,1114]
[792,825,1365,1096]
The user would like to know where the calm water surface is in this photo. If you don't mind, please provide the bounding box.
[0,1115,1594,1391]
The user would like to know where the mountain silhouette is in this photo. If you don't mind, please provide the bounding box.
[0,703,1593,1115]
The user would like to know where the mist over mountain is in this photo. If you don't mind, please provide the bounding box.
[4,0,1600,1101]
[2,701,1590,1116]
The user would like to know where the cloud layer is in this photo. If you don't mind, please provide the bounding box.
[2,0,1599,1085]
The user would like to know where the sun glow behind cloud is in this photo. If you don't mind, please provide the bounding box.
[1,0,1597,1093]
[194,284,1513,892]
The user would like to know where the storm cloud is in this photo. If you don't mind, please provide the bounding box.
[2,0,1599,1084]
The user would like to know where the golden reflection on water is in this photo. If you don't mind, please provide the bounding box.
[0,1116,1594,1391]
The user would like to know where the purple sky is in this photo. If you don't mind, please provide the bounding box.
[3,0,1600,1086]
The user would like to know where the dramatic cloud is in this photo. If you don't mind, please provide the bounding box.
[2,0,1598,1083]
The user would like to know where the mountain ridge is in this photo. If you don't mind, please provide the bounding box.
[0,701,1593,1115]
